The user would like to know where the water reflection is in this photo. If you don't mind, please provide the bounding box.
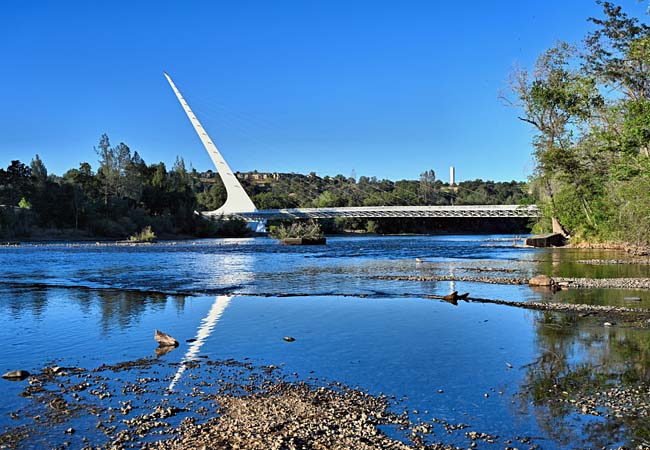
[532,248,650,279]
[168,295,232,391]
[0,250,256,336]
[2,237,650,448]
[520,310,650,448]
[94,290,169,332]
[166,251,255,390]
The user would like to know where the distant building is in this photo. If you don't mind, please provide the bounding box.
[198,170,289,184]
[236,172,284,184]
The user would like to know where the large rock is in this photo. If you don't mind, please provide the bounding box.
[529,275,554,287]
[2,370,30,381]
[155,329,179,347]
[525,233,566,248]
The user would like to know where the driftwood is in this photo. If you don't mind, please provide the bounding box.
[436,291,470,306]
[155,329,179,347]
[441,291,459,306]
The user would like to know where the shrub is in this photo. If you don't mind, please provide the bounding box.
[269,221,324,240]
[129,225,156,243]
[366,220,378,233]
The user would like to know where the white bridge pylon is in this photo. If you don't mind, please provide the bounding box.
[164,73,540,222]
[164,72,257,216]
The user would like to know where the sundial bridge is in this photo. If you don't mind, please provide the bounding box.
[163,73,539,227]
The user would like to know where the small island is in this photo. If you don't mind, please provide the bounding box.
[270,221,326,245]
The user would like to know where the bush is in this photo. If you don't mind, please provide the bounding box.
[129,225,156,243]
[269,221,324,240]
[366,220,378,233]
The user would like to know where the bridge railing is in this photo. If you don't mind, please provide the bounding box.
[205,204,540,221]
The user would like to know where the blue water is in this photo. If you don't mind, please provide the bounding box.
[0,235,648,448]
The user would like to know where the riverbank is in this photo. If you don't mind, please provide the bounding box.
[0,357,529,450]
[371,274,650,290]
[567,240,650,256]
[3,229,206,244]
[4,350,649,449]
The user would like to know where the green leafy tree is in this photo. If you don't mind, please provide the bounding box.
[0,160,33,206]
[584,1,650,101]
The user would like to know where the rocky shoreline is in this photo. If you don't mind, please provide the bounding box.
[567,241,650,257]
[553,277,650,290]
[371,274,650,291]
[577,258,650,265]
[0,358,539,450]
[3,348,649,449]
[370,275,529,285]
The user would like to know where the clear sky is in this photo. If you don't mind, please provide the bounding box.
[1,1,647,183]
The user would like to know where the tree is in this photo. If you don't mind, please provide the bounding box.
[504,42,604,231]
[502,2,650,244]
[419,169,436,204]
[584,1,650,101]
[113,142,132,198]
[123,150,145,202]
[0,160,33,206]
[95,134,113,206]
[30,154,48,185]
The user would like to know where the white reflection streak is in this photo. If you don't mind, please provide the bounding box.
[168,295,232,391]
[449,266,455,294]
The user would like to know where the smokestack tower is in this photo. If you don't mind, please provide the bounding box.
[449,166,455,186]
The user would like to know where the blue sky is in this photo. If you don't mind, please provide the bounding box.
[1,1,647,182]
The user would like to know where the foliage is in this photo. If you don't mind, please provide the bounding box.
[507,1,650,246]
[197,216,253,238]
[129,225,156,243]
[610,176,650,245]
[234,173,527,210]
[18,197,31,209]
[0,132,530,239]
[366,220,378,234]
[269,221,324,240]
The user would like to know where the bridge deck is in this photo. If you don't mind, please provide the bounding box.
[206,205,540,221]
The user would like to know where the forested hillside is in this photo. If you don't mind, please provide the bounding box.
[0,135,527,239]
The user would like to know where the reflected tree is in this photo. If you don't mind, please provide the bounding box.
[519,309,650,448]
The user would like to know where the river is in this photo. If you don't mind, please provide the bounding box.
[1,235,649,449]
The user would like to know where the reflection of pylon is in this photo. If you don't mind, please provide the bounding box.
[450,267,455,294]
[168,295,232,392]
